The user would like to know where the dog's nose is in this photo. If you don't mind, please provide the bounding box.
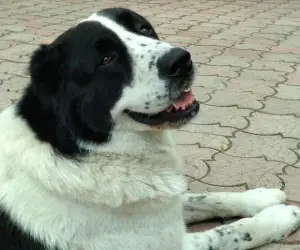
[157,48,192,78]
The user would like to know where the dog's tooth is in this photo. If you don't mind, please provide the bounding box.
[172,103,178,109]
[183,88,191,92]
[166,106,173,112]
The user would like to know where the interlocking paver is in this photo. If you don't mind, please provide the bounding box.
[202,153,286,189]
[275,84,300,99]
[192,104,251,129]
[194,75,228,89]
[1,0,300,247]
[239,68,286,81]
[196,65,240,78]
[250,60,295,72]
[262,52,300,63]
[227,78,276,95]
[208,90,265,110]
[262,97,300,116]
[246,112,300,139]
[280,166,300,201]
[209,55,251,67]
[227,132,300,165]
[173,130,230,152]
[222,48,262,60]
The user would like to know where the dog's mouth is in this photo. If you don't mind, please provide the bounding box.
[125,89,199,127]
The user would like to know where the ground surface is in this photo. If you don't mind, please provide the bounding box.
[0,0,300,249]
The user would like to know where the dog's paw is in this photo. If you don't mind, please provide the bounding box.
[254,204,300,242]
[241,188,286,217]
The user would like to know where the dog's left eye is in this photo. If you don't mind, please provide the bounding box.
[140,25,152,35]
[100,55,115,66]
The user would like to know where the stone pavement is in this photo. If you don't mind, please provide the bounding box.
[0,0,300,249]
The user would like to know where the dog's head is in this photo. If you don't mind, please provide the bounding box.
[25,8,199,153]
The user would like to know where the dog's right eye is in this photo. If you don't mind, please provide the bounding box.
[100,55,115,66]
[140,25,152,36]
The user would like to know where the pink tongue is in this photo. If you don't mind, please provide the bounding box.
[166,90,194,111]
[173,90,194,108]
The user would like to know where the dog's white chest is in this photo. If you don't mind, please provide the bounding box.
[68,197,185,250]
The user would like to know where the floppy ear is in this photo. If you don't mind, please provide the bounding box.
[29,44,64,96]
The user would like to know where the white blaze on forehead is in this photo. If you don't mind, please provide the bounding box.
[81,13,174,118]
[82,13,172,51]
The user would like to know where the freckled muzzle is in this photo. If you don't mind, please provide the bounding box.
[125,47,199,128]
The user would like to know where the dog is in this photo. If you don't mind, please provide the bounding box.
[0,8,299,250]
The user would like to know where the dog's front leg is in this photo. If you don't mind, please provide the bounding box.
[183,204,300,250]
[183,188,286,223]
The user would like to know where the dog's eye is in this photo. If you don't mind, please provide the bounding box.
[140,25,152,35]
[101,56,114,66]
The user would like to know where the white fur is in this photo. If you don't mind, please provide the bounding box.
[0,105,187,250]
[0,12,299,250]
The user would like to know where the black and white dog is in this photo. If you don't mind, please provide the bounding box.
[0,8,299,250]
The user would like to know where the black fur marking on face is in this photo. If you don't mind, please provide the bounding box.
[18,21,132,157]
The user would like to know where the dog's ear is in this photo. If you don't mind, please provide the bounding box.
[29,44,64,96]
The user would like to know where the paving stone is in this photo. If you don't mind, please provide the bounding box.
[208,90,265,110]
[225,79,276,95]
[202,153,286,189]
[196,65,240,78]
[196,39,235,47]
[1,32,38,42]
[192,104,251,129]
[275,84,300,99]
[250,60,295,72]
[239,69,286,82]
[192,87,212,104]
[252,32,287,41]
[0,61,27,75]
[222,48,262,60]
[280,166,300,202]
[173,130,230,152]
[233,42,272,52]
[178,123,236,137]
[210,33,245,42]
[285,66,300,85]
[262,97,300,116]
[262,25,298,34]
[188,180,247,193]
[262,52,300,63]
[246,112,300,138]
[193,75,228,89]
[227,132,300,165]
[209,55,252,68]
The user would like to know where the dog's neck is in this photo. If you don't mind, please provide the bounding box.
[0,105,186,250]
[79,129,176,154]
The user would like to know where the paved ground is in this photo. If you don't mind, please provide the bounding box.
[1,0,300,249]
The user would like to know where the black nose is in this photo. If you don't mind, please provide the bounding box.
[157,48,192,77]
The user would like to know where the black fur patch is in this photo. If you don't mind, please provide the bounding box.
[242,232,252,241]
[18,21,132,157]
